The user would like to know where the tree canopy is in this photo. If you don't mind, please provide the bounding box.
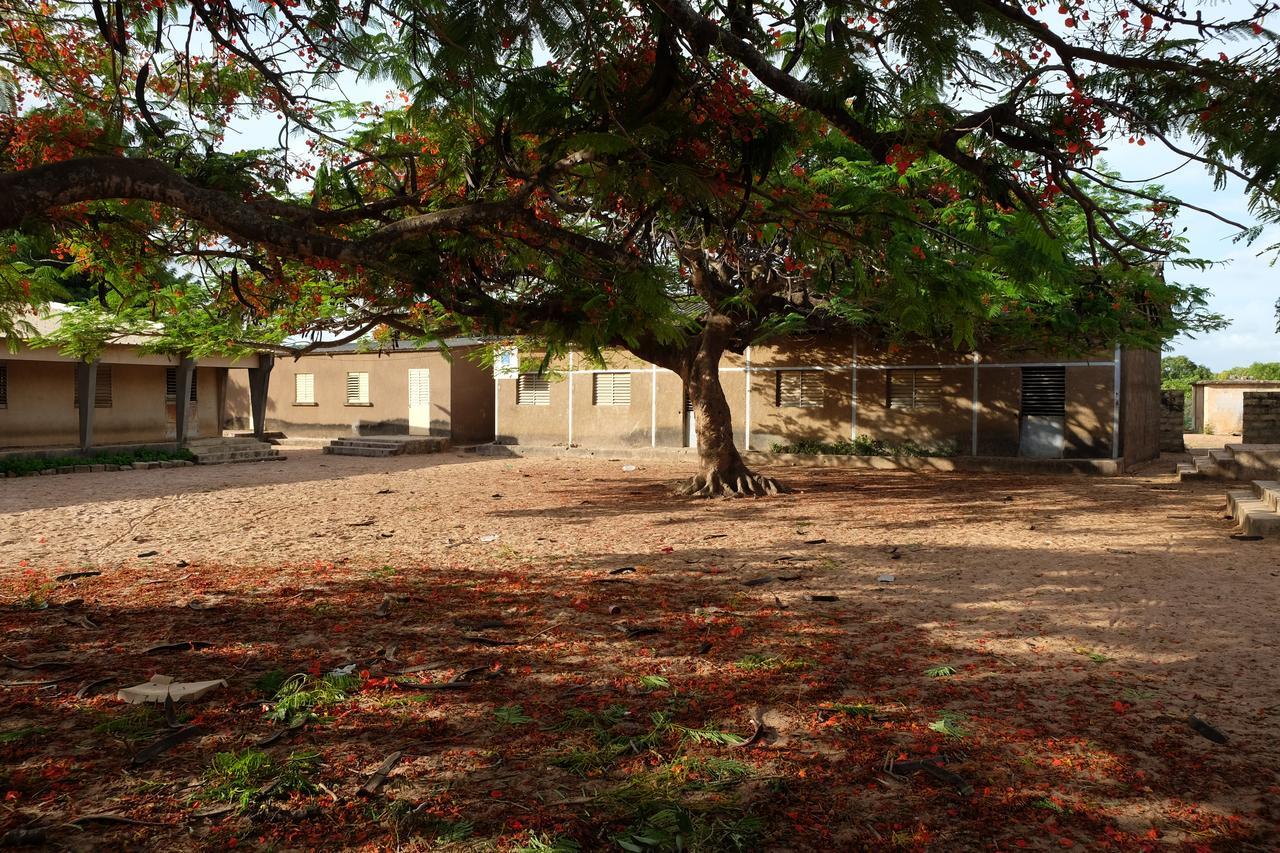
[0,1,1274,488]
[1159,354,1212,390]
[0,0,1271,349]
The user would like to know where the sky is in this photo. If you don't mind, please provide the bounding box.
[1101,143,1279,371]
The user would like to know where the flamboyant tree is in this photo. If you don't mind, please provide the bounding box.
[0,0,1273,492]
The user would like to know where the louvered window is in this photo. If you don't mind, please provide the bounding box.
[165,367,198,402]
[593,372,631,406]
[1021,367,1066,415]
[776,370,823,407]
[74,365,113,408]
[408,369,430,408]
[516,373,551,406]
[295,373,315,404]
[0,363,7,408]
[346,372,370,405]
[887,370,942,411]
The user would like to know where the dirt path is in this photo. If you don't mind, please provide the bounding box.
[1,451,1276,849]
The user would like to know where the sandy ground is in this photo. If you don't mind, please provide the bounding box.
[1,449,1278,847]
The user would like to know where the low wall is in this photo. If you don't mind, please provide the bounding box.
[1159,390,1185,452]
[1241,392,1280,444]
[470,443,1121,475]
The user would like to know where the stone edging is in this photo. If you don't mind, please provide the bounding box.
[3,460,196,478]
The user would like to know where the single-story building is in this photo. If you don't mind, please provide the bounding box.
[0,307,268,454]
[223,341,494,443]
[1192,379,1280,436]
[494,338,1160,463]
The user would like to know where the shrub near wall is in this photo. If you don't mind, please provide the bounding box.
[770,437,959,457]
[0,449,196,477]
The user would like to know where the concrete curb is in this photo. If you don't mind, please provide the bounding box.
[2,459,196,478]
[468,444,1121,475]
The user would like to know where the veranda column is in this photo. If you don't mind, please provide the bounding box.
[75,359,99,453]
[247,355,275,441]
[173,356,196,447]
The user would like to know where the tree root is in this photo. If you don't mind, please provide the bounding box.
[678,468,790,498]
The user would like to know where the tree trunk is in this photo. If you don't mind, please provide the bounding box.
[678,317,787,498]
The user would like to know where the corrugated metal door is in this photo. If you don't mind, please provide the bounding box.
[1019,367,1066,458]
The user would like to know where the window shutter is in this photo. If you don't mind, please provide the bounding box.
[913,372,942,411]
[408,369,430,408]
[165,367,198,402]
[888,370,942,411]
[95,366,112,407]
[346,372,369,404]
[777,371,803,407]
[0,363,7,408]
[77,365,113,408]
[295,373,315,404]
[593,372,631,406]
[777,370,822,407]
[516,373,551,405]
[1021,367,1066,415]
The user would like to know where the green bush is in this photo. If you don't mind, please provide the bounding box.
[0,448,195,476]
[770,436,957,457]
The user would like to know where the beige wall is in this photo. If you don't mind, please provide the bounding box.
[1189,383,1280,437]
[1067,365,1115,458]
[1205,386,1242,435]
[494,339,1129,459]
[0,357,220,449]
[227,349,475,438]
[449,355,495,443]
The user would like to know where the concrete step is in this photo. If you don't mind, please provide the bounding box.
[1177,446,1254,482]
[1251,479,1280,512]
[194,451,285,465]
[1226,482,1280,537]
[325,436,449,456]
[1178,454,1221,481]
[272,437,332,449]
[323,446,398,457]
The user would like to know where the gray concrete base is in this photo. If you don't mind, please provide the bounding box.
[0,441,182,462]
[469,444,1121,475]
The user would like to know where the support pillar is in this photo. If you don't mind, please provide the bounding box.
[75,360,98,453]
[247,355,274,440]
[173,356,196,447]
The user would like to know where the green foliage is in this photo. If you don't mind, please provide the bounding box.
[513,835,581,853]
[267,672,360,727]
[1216,362,1280,380]
[1161,355,1211,429]
[770,437,957,458]
[924,665,958,678]
[0,725,47,745]
[548,707,744,776]
[252,669,289,697]
[93,707,165,742]
[200,749,319,812]
[0,448,195,477]
[1162,355,1213,389]
[494,705,534,725]
[927,712,969,739]
[819,702,878,718]
[733,654,813,673]
[637,675,671,691]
